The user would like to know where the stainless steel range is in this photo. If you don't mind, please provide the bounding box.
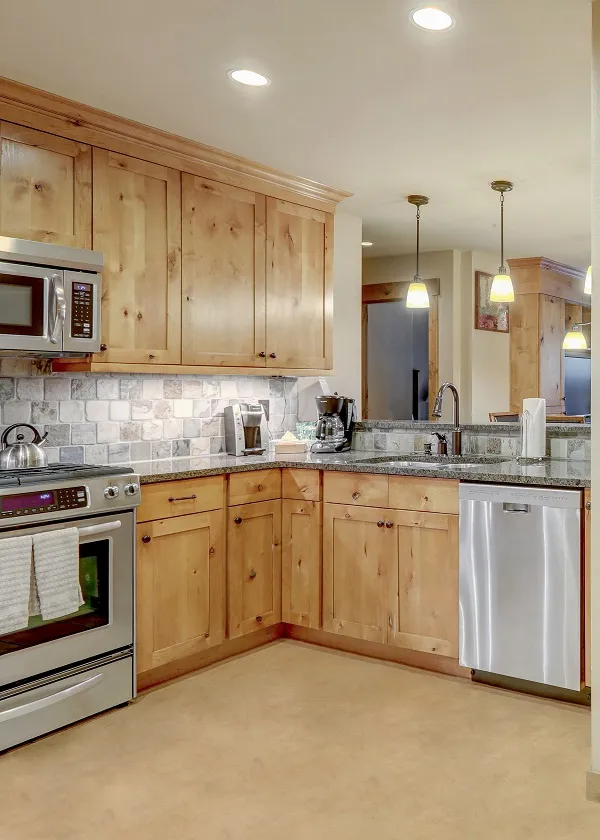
[0,464,140,751]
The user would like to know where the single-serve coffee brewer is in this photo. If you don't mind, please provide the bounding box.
[224,403,269,456]
[312,395,356,453]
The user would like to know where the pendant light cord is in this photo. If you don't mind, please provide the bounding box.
[415,205,420,278]
[500,192,504,270]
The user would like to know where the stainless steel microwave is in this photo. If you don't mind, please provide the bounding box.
[0,237,103,357]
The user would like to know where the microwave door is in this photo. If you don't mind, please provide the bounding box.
[0,262,62,352]
[62,270,102,354]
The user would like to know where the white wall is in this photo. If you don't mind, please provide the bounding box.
[297,211,363,421]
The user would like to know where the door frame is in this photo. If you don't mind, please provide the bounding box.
[361,279,440,420]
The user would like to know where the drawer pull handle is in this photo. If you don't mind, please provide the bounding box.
[249,568,257,580]
[377,520,384,528]
[142,535,151,544]
[256,615,263,623]
[385,521,393,529]
[168,494,197,502]
[352,492,361,500]
[234,517,243,524]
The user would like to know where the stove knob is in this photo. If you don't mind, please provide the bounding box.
[124,482,140,496]
[104,485,120,499]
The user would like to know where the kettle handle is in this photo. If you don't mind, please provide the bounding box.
[1,424,47,447]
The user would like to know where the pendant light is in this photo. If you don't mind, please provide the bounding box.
[585,265,592,295]
[490,180,515,303]
[562,322,590,351]
[406,195,430,309]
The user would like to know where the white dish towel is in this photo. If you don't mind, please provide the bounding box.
[32,528,83,621]
[0,534,33,634]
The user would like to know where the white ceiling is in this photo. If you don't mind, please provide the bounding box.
[0,0,592,265]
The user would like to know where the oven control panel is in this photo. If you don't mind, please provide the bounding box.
[70,281,94,339]
[0,486,88,519]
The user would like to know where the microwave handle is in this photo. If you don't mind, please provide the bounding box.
[49,274,66,345]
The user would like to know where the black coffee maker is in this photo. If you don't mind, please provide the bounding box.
[312,394,356,453]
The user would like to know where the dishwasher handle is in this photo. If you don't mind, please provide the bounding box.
[503,502,531,514]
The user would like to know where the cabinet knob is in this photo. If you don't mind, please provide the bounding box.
[234,516,242,524]
[269,352,277,359]
[385,521,393,529]
[142,535,151,544]
[99,343,107,352]
[377,520,384,528]
[249,568,257,580]
[586,500,591,510]
[255,615,263,623]
[259,351,266,358]
[352,491,361,500]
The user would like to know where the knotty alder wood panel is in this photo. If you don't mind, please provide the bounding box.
[323,504,396,643]
[509,293,540,412]
[389,510,459,657]
[228,468,282,506]
[388,476,459,515]
[136,510,225,674]
[266,198,333,369]
[182,175,266,366]
[93,149,181,364]
[137,475,224,523]
[323,471,389,508]
[0,121,91,247]
[281,468,321,501]
[228,500,282,637]
[539,294,565,413]
[282,499,322,629]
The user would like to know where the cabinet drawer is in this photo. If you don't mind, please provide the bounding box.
[282,469,321,501]
[137,476,224,522]
[323,472,389,508]
[389,476,459,514]
[228,469,281,505]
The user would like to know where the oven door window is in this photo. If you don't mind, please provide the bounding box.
[0,274,45,336]
[0,539,109,655]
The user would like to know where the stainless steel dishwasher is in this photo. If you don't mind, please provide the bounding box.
[459,483,582,691]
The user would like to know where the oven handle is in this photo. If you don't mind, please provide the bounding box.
[49,274,66,345]
[78,520,122,538]
[0,674,103,722]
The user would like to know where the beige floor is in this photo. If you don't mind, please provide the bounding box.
[1,641,599,840]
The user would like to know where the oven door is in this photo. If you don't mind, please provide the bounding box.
[0,511,134,688]
[0,262,64,352]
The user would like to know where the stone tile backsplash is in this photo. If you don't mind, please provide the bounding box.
[0,363,298,465]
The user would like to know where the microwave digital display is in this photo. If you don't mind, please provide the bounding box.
[70,281,94,339]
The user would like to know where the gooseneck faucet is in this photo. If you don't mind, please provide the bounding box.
[432,382,462,456]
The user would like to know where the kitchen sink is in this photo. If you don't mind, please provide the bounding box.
[354,455,508,470]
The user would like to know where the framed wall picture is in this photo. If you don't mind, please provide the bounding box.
[475,270,509,333]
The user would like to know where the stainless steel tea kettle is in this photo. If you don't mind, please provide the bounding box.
[0,423,48,470]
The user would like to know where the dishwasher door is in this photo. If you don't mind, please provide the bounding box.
[459,483,582,690]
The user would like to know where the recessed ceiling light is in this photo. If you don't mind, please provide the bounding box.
[228,69,270,87]
[410,7,455,31]
[362,241,374,247]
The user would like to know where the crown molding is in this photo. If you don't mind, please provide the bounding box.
[507,256,587,282]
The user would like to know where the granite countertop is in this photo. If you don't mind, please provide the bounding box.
[129,450,591,488]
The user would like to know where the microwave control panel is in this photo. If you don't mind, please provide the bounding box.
[70,281,94,339]
[0,486,88,518]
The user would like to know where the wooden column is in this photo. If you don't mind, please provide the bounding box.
[508,257,588,414]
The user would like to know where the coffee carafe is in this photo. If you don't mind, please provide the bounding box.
[312,395,356,453]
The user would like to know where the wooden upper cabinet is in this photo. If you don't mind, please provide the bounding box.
[0,122,91,248]
[266,198,333,369]
[136,510,225,675]
[322,504,396,643]
[182,174,266,366]
[93,149,182,364]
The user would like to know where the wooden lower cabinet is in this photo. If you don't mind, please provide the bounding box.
[282,499,322,629]
[136,510,225,674]
[323,504,396,643]
[323,502,459,655]
[228,500,282,637]
[389,509,459,657]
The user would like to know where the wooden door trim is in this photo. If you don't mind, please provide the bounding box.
[361,280,440,419]
[0,76,350,213]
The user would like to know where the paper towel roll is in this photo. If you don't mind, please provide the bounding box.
[521,398,546,458]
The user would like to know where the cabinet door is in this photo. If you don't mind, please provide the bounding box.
[93,149,181,364]
[182,174,266,366]
[388,510,459,657]
[585,489,591,687]
[228,500,281,637]
[266,198,333,369]
[539,294,565,413]
[323,504,396,643]
[282,499,322,628]
[0,122,91,247]
[136,510,225,674]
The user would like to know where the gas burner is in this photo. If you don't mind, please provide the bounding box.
[0,463,134,487]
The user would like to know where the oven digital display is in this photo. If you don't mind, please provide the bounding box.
[2,491,55,513]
